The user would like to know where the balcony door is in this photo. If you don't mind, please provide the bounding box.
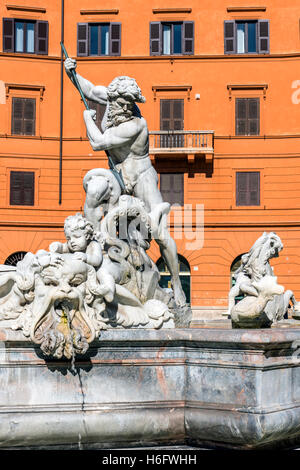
[160,99,184,147]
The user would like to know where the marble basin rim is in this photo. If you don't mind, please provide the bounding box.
[1,324,300,450]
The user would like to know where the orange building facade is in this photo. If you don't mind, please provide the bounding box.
[1,0,300,318]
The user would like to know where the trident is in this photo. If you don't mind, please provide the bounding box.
[60,42,126,193]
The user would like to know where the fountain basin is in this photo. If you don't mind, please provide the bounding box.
[1,323,300,449]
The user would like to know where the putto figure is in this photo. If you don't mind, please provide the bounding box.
[49,213,115,303]
[64,58,188,310]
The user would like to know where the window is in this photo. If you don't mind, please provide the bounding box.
[15,20,35,53]
[11,98,36,136]
[235,98,260,136]
[77,23,121,56]
[3,18,48,54]
[160,99,184,147]
[86,99,106,131]
[150,22,194,55]
[224,20,269,54]
[236,172,260,206]
[10,171,35,206]
[4,251,27,266]
[160,173,184,206]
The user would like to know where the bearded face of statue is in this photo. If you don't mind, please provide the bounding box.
[106,96,134,128]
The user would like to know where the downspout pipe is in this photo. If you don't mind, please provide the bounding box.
[59,0,64,204]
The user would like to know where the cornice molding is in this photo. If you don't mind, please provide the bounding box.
[153,8,192,14]
[152,85,192,101]
[5,83,45,101]
[80,9,119,15]
[227,83,268,100]
[6,4,46,13]
[227,6,266,12]
[1,52,300,61]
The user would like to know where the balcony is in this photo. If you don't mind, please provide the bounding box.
[149,130,214,163]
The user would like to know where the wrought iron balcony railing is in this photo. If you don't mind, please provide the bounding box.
[149,130,214,155]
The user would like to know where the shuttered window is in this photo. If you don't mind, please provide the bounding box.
[35,21,48,54]
[86,99,106,131]
[77,23,121,56]
[160,99,184,147]
[10,171,35,206]
[224,20,269,54]
[258,20,270,53]
[236,172,260,206]
[11,98,36,136]
[160,173,184,206]
[235,98,260,136]
[150,21,194,55]
[3,18,48,54]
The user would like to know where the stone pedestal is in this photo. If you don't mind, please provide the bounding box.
[1,324,300,449]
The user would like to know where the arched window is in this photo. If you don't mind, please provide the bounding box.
[4,251,27,266]
[156,254,191,304]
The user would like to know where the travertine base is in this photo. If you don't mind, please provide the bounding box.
[1,323,300,449]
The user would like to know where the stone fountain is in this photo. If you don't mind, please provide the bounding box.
[1,61,300,450]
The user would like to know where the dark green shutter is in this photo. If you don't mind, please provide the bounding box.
[12,98,23,135]
[10,171,34,206]
[3,18,14,52]
[249,172,260,205]
[12,98,36,136]
[224,20,236,54]
[160,99,184,147]
[183,21,194,55]
[160,100,171,147]
[236,98,247,135]
[160,173,184,206]
[110,23,121,55]
[77,23,88,56]
[23,172,35,205]
[172,100,184,130]
[36,21,48,54]
[150,22,162,55]
[236,98,259,136]
[248,98,260,135]
[160,100,171,130]
[23,99,36,135]
[258,20,269,53]
[236,172,260,206]
[10,171,23,205]
[172,173,184,205]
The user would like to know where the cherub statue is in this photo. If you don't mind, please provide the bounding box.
[49,213,115,303]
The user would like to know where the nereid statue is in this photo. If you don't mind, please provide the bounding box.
[229,232,300,328]
[0,61,192,360]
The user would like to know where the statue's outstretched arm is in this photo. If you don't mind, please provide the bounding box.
[64,58,107,104]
